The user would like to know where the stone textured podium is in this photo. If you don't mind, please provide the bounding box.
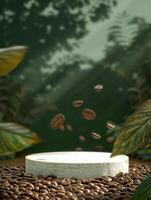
[25,152,129,179]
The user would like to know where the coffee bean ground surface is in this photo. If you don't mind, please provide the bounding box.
[0,164,151,200]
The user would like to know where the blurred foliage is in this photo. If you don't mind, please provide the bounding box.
[0,75,24,122]
[0,46,27,76]
[131,174,151,200]
[0,122,41,156]
[0,0,117,94]
[0,46,41,158]
[0,0,116,50]
[127,60,151,110]
[112,99,151,156]
[108,11,138,48]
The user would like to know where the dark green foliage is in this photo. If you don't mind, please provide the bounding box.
[0,76,24,122]
[112,99,151,156]
[0,0,116,66]
[0,0,117,97]
[108,12,138,47]
[131,174,151,200]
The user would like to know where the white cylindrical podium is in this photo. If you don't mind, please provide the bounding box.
[25,152,129,179]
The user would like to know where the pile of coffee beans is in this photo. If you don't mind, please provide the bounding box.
[0,164,151,200]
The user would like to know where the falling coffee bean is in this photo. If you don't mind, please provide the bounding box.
[51,114,65,129]
[79,135,86,142]
[82,108,96,120]
[106,122,115,129]
[91,132,101,140]
[66,124,73,132]
[59,124,65,132]
[95,145,103,151]
[106,136,114,143]
[75,147,83,151]
[72,100,84,108]
[94,84,103,92]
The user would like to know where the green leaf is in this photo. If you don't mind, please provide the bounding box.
[0,46,27,76]
[112,99,151,156]
[0,122,41,156]
[131,173,151,200]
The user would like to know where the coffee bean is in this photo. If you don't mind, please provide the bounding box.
[57,192,65,197]
[79,135,86,142]
[106,136,114,143]
[114,192,122,200]
[108,187,117,193]
[75,147,83,151]
[13,194,19,199]
[106,122,115,129]
[39,189,48,194]
[94,84,103,92]
[82,108,96,120]
[51,114,65,129]
[108,181,118,187]
[72,100,84,108]
[59,124,65,131]
[95,145,103,151]
[25,190,33,196]
[91,132,101,140]
[66,124,73,132]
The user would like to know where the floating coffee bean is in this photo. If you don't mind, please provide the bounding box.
[95,145,103,151]
[59,124,65,132]
[50,114,65,129]
[91,132,101,140]
[66,124,73,132]
[106,136,114,143]
[72,100,84,108]
[94,84,103,92]
[82,108,96,120]
[106,122,115,129]
[75,147,83,151]
[79,135,86,142]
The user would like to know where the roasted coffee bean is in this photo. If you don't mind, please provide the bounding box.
[66,124,73,132]
[91,132,101,140]
[79,135,86,142]
[106,122,115,129]
[106,136,114,143]
[25,190,33,196]
[51,114,65,129]
[82,108,96,120]
[72,100,84,108]
[94,84,103,92]
[95,145,103,151]
[59,124,65,131]
[108,181,118,187]
[75,147,83,151]
[39,189,48,194]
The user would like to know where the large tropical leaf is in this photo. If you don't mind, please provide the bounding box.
[112,99,151,156]
[0,46,27,76]
[131,173,151,200]
[0,122,41,156]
